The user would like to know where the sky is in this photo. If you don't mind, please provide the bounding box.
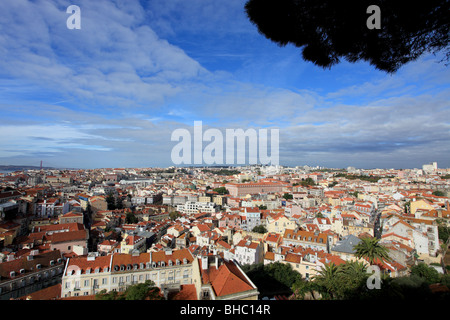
[0,0,449,170]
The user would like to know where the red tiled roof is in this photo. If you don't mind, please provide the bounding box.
[18,284,62,300]
[200,259,255,297]
[66,255,112,275]
[46,230,88,244]
[169,284,197,300]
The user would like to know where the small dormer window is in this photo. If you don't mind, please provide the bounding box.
[140,263,145,269]
[36,264,42,270]
[50,260,55,266]
[168,260,173,266]
[20,269,25,274]
[10,271,16,278]
[152,262,156,268]
[176,259,180,265]
[183,258,187,264]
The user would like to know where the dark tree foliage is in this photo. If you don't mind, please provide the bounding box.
[213,186,229,195]
[242,262,302,296]
[105,192,116,210]
[252,224,268,233]
[244,0,449,73]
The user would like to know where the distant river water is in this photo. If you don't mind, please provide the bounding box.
[0,170,15,174]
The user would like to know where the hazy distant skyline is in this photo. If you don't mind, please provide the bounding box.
[1,0,449,169]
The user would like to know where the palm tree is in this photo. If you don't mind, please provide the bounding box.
[312,263,341,299]
[338,260,369,299]
[354,237,390,265]
[341,260,368,276]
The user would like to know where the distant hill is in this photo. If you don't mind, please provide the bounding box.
[0,165,56,171]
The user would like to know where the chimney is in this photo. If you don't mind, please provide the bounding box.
[201,255,208,270]
[215,255,219,269]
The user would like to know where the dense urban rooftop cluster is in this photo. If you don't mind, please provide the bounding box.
[0,162,449,300]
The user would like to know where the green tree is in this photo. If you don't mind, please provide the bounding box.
[410,263,441,284]
[311,263,341,299]
[252,225,268,234]
[300,178,316,186]
[105,192,116,210]
[354,237,390,265]
[213,186,229,195]
[337,261,369,299]
[95,280,162,300]
[125,212,138,224]
[242,262,302,297]
[438,224,450,243]
[404,201,411,213]
[432,190,445,197]
[169,211,182,221]
[95,289,121,300]
[124,280,162,300]
[282,193,293,200]
[291,278,321,300]
[116,196,124,209]
[265,262,303,288]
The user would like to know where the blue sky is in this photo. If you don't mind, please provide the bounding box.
[0,0,449,169]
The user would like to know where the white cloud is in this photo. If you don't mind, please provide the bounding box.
[0,0,208,109]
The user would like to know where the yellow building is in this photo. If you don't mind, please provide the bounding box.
[120,235,146,254]
[266,215,297,234]
[61,249,194,298]
[410,199,434,215]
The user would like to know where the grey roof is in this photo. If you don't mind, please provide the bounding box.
[331,234,361,254]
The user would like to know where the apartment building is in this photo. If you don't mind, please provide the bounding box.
[282,228,332,252]
[234,239,264,266]
[61,248,194,298]
[240,207,261,232]
[0,250,65,300]
[225,180,289,197]
[177,201,218,215]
